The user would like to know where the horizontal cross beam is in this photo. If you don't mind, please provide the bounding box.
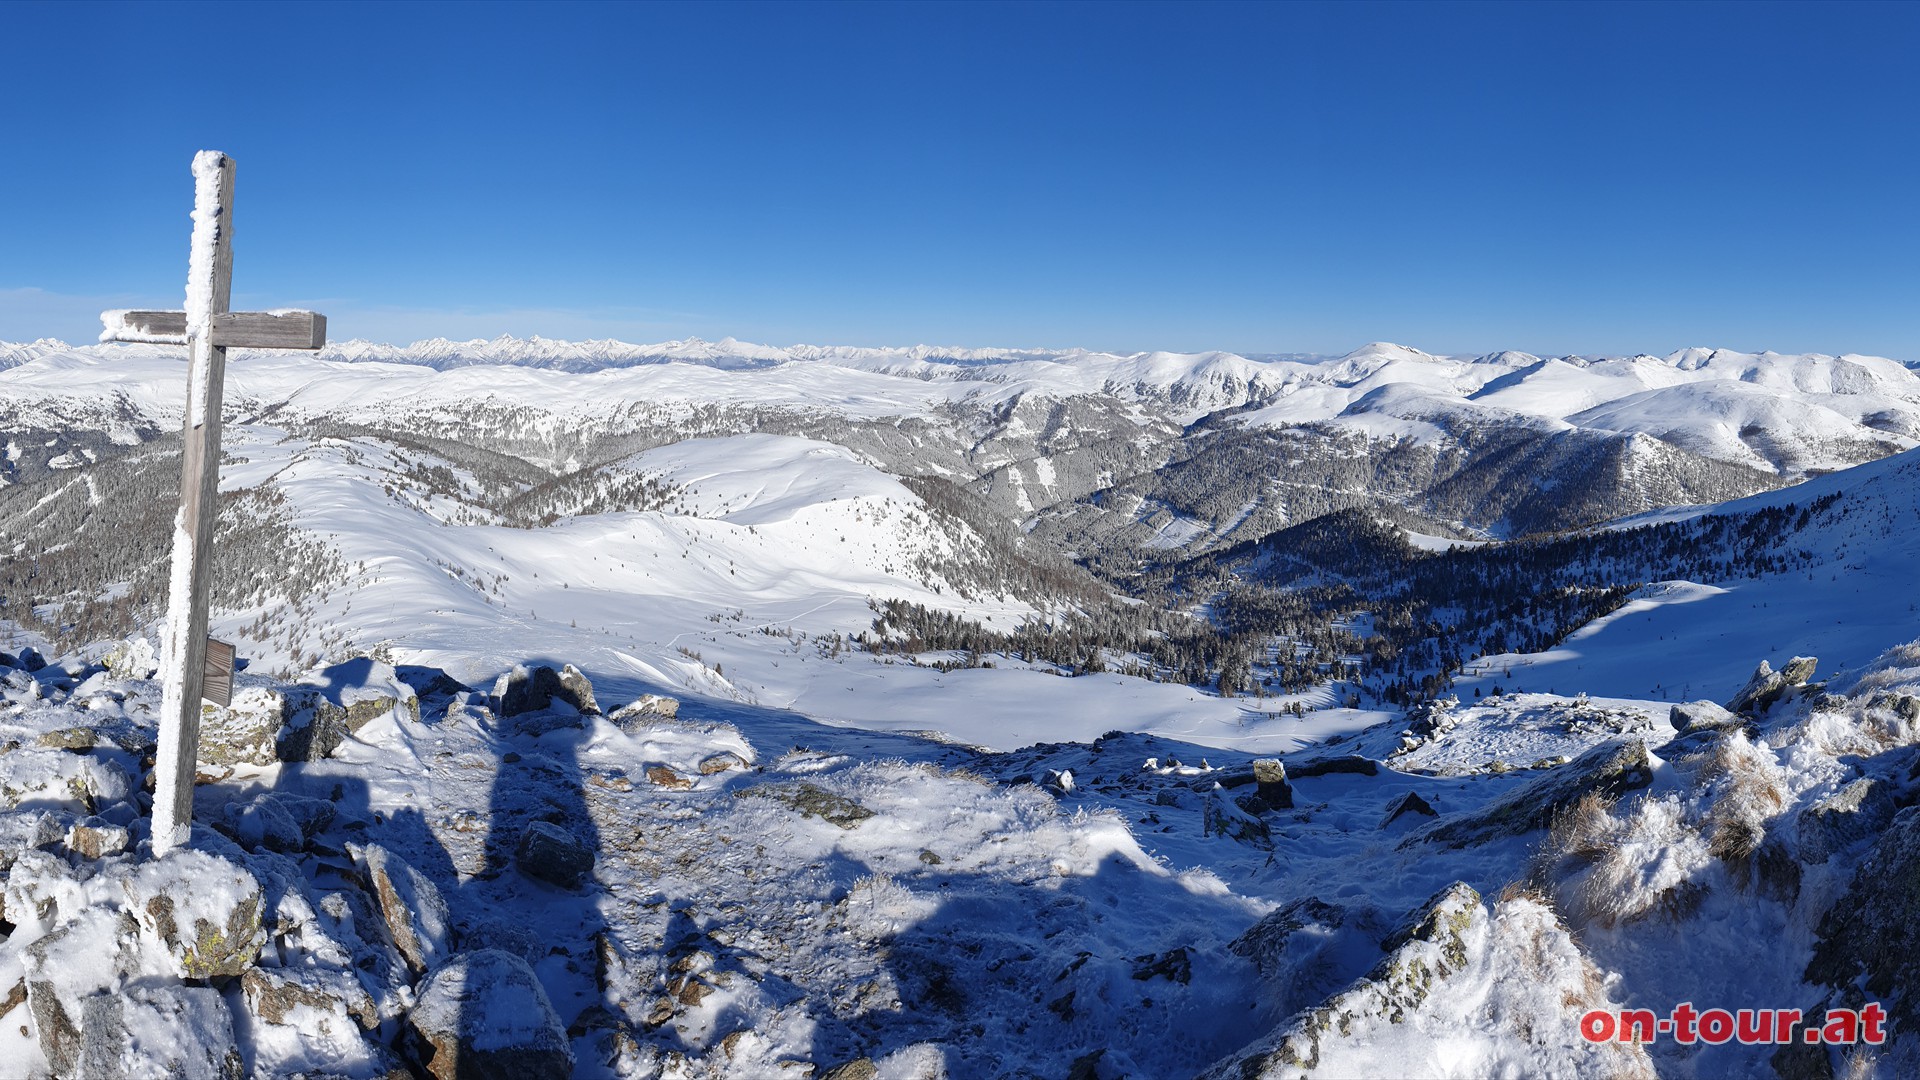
[101,308,327,350]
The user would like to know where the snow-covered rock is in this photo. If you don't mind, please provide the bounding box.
[406,949,572,1080]
[1205,885,1655,1079]
[122,849,267,979]
[1669,698,1742,733]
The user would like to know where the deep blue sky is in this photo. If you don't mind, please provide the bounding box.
[4,1,1917,357]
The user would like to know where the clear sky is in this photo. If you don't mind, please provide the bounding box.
[3,0,1917,358]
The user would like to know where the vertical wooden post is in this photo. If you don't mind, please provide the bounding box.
[151,152,236,856]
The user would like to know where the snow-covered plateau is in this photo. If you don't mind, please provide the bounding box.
[2,337,1919,1078]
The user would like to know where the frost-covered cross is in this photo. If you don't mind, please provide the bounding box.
[99,151,327,856]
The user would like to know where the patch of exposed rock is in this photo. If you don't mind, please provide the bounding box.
[736,781,875,828]
[1670,699,1743,734]
[515,821,594,889]
[352,842,453,976]
[1405,739,1654,849]
[493,663,600,718]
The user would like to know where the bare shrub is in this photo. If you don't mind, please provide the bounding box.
[1697,732,1789,865]
[1535,793,1711,930]
[1832,641,1920,699]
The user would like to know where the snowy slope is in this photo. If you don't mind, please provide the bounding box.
[1459,445,1920,704]
[176,425,1360,756]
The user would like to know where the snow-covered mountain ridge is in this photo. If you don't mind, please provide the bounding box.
[8,337,1914,467]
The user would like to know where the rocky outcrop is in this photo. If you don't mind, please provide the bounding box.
[494,663,600,718]
[407,950,573,1080]
[1728,656,1818,715]
[1230,897,1385,1017]
[1205,886,1653,1079]
[1207,884,1481,1075]
[1202,786,1271,846]
[278,659,422,761]
[14,848,262,1075]
[1288,754,1381,778]
[197,662,419,766]
[198,686,293,767]
[1804,806,1920,1031]
[1405,740,1654,849]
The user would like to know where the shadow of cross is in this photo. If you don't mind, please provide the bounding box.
[99,150,327,856]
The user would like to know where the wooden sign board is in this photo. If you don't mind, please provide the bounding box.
[203,637,235,707]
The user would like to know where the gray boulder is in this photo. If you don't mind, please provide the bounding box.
[1382,791,1438,826]
[1252,759,1294,809]
[407,950,573,1080]
[66,817,130,859]
[1669,700,1742,733]
[122,849,268,979]
[278,659,421,761]
[76,983,244,1080]
[222,794,305,853]
[608,693,680,728]
[515,821,594,889]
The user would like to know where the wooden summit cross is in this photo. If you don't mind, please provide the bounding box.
[100,151,326,856]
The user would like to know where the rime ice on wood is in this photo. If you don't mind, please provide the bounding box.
[98,151,327,855]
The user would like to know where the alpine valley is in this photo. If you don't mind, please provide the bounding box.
[3,335,1919,1079]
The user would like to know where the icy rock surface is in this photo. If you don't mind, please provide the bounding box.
[1669,699,1742,733]
[407,949,572,1080]
[352,842,452,976]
